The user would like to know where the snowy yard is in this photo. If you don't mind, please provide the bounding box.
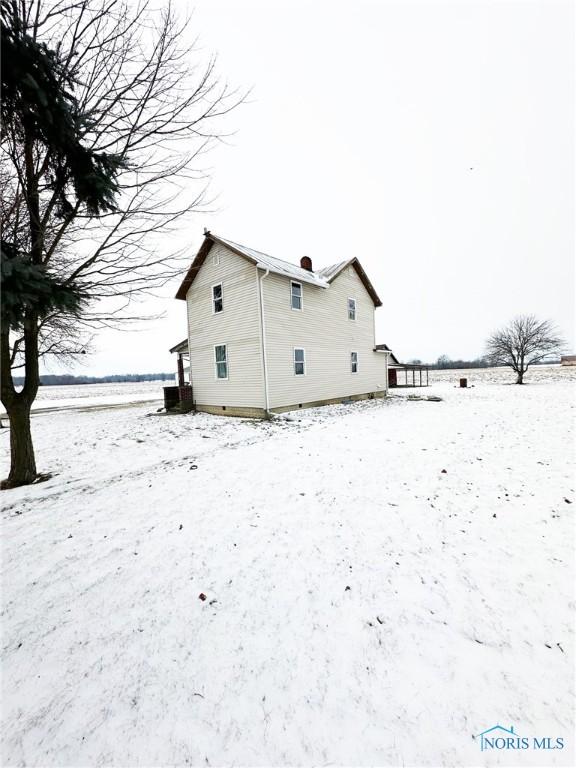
[1,367,574,766]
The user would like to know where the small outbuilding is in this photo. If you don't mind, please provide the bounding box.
[374,344,429,388]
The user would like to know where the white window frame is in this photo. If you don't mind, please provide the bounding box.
[293,347,306,376]
[214,344,228,380]
[351,351,358,374]
[290,281,303,311]
[212,282,223,314]
[348,297,357,321]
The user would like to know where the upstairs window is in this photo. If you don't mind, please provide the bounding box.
[214,344,228,379]
[348,297,356,320]
[291,281,302,310]
[294,348,306,375]
[351,351,358,373]
[212,283,223,313]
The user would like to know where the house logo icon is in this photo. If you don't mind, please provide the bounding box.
[476,725,565,752]
[477,725,518,751]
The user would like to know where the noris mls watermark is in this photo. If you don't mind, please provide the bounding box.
[477,725,565,752]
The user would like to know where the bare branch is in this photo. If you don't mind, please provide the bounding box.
[485,315,565,383]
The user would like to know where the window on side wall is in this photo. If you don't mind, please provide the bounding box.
[215,344,228,379]
[291,281,302,310]
[212,283,223,314]
[294,348,305,375]
[351,351,358,373]
[348,298,356,320]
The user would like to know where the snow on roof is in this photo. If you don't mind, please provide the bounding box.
[175,231,382,305]
[316,259,352,281]
[212,235,329,288]
[169,339,188,354]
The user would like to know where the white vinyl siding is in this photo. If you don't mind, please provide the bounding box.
[291,281,302,310]
[262,266,387,409]
[294,347,306,375]
[185,241,386,413]
[351,351,358,373]
[212,282,223,313]
[214,344,228,379]
[186,243,264,408]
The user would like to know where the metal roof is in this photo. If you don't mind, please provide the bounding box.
[316,259,351,281]
[169,339,189,354]
[213,236,329,288]
[175,231,382,306]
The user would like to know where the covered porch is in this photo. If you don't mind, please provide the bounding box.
[164,339,194,412]
[388,364,429,388]
[374,344,429,388]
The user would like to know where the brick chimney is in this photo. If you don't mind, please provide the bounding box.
[300,256,313,272]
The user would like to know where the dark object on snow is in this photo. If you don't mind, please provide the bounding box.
[345,585,351,591]
[460,378,468,388]
[163,383,195,413]
[564,498,572,504]
[198,593,207,601]
[163,386,180,411]
[441,469,447,474]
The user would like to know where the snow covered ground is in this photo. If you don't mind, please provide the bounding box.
[1,379,172,414]
[1,366,574,766]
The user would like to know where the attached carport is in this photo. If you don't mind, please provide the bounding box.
[374,344,429,388]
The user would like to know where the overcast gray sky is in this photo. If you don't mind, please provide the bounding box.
[45,0,574,376]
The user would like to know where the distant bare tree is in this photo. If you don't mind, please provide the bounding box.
[436,354,452,369]
[485,315,565,384]
[1,0,244,487]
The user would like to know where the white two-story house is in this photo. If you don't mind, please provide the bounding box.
[173,230,391,417]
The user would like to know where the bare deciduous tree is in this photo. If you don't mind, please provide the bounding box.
[1,0,244,487]
[485,315,565,384]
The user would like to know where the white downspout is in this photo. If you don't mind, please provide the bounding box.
[257,268,271,416]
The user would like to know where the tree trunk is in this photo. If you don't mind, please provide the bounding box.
[1,316,41,489]
[516,370,524,384]
[3,401,37,488]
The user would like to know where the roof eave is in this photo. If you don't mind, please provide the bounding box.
[176,234,381,305]
[351,259,382,307]
[324,257,382,307]
[175,236,215,300]
[169,339,189,354]
[255,262,328,288]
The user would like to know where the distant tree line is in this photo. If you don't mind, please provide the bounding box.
[431,355,490,369]
[406,353,561,370]
[12,373,175,387]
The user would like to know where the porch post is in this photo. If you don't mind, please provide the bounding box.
[177,354,185,387]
